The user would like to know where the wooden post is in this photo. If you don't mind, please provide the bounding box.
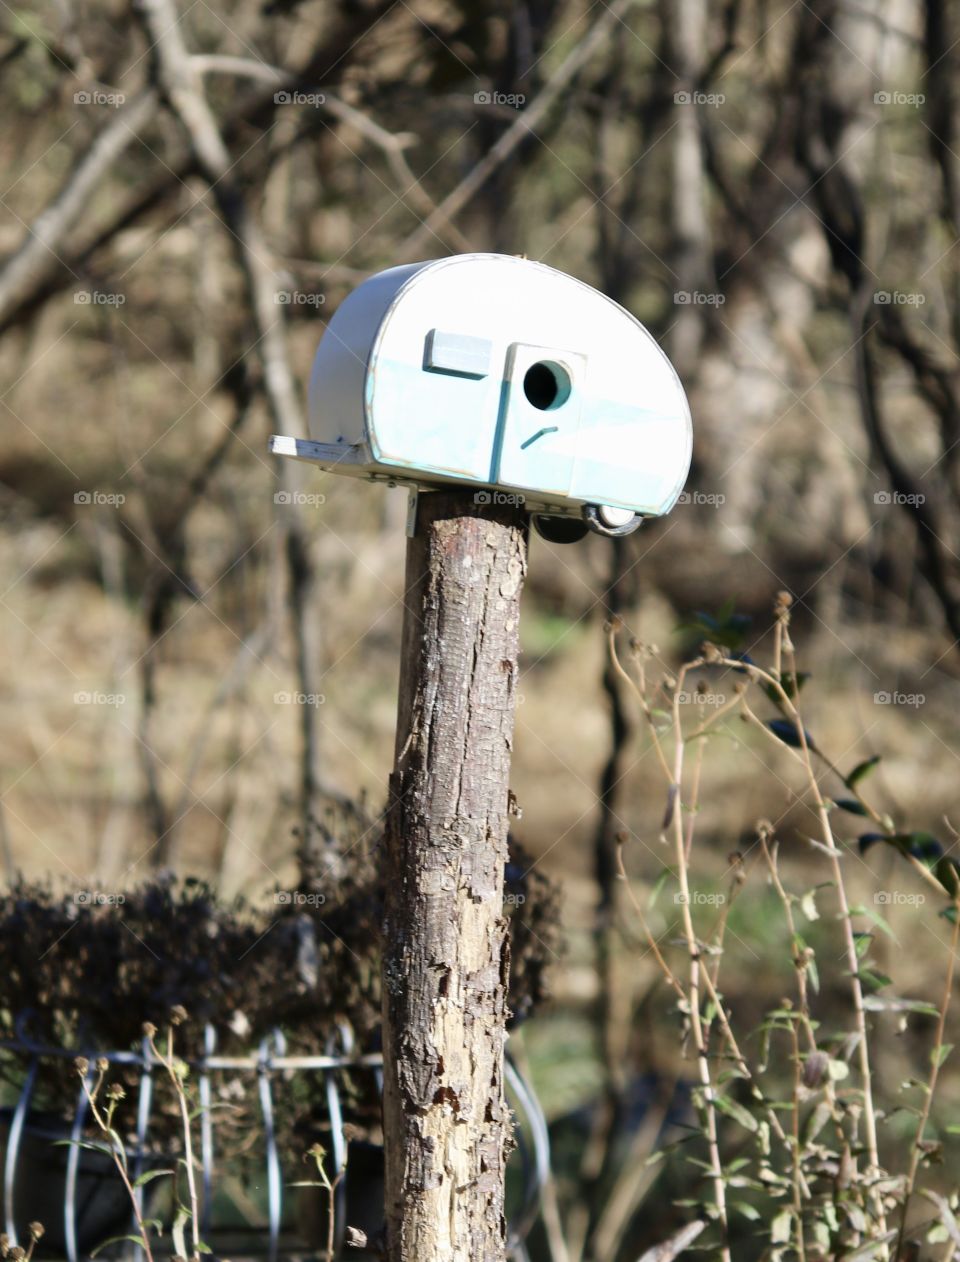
[382,488,528,1262]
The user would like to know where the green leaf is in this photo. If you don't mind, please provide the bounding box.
[714,1093,759,1133]
[800,890,819,922]
[767,719,815,750]
[932,1043,954,1069]
[134,1168,174,1188]
[807,954,820,993]
[770,1209,793,1244]
[734,1201,761,1221]
[172,1206,189,1260]
[845,755,881,788]
[833,797,868,816]
[91,1237,147,1258]
[858,967,893,993]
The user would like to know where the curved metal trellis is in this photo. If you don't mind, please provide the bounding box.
[0,1014,549,1260]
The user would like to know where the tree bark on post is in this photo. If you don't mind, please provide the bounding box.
[382,489,528,1262]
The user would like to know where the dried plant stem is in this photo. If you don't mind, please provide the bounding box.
[894,898,960,1261]
[758,834,819,1054]
[615,842,685,1001]
[789,1017,806,1262]
[722,656,882,1174]
[669,664,731,1262]
[149,1029,201,1260]
[79,1066,156,1262]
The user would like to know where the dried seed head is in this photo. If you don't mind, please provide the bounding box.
[96,1057,110,1073]
[74,1057,89,1078]
[106,1083,125,1101]
[701,641,723,665]
[803,1050,829,1089]
[170,1004,188,1026]
[27,1225,43,1241]
[142,1022,157,1040]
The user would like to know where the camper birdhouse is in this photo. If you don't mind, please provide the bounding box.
[269,253,692,540]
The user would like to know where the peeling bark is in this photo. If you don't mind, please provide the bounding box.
[382,490,528,1262]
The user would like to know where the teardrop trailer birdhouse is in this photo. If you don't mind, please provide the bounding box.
[269,252,693,540]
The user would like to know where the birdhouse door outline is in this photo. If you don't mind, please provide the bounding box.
[493,343,586,496]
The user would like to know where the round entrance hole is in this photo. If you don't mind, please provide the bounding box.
[523,361,571,410]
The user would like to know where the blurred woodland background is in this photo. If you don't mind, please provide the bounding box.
[3,0,960,1256]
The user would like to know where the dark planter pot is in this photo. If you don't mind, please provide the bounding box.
[0,1109,150,1257]
[296,1140,384,1257]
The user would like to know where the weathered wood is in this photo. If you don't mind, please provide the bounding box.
[382,489,528,1262]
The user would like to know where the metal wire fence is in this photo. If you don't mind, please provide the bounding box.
[0,1016,549,1261]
